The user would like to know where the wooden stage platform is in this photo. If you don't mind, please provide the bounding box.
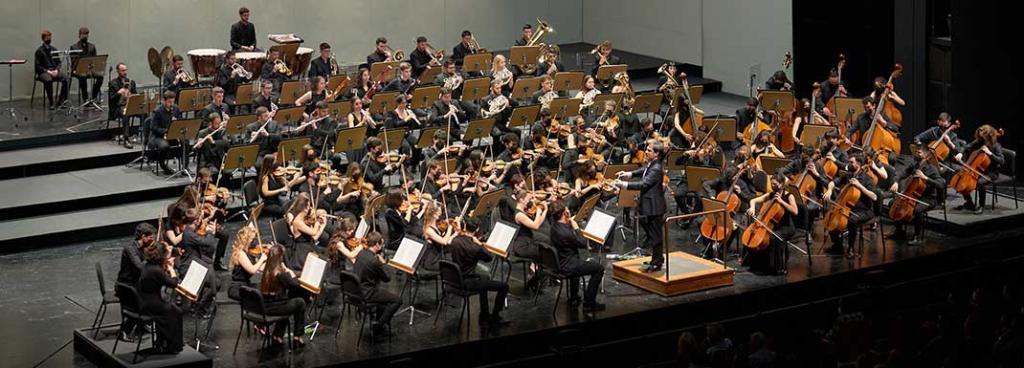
[613,251,735,296]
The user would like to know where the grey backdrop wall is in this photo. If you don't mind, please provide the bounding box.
[583,0,792,96]
[0,0,582,100]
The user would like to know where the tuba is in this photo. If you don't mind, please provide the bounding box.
[470,34,487,54]
[274,58,293,77]
[521,17,555,74]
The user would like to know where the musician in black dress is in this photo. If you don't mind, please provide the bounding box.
[227,225,266,301]
[34,30,69,109]
[108,63,137,148]
[615,141,667,272]
[448,221,512,326]
[149,91,180,175]
[215,51,250,107]
[308,42,335,79]
[549,201,606,312]
[229,7,258,51]
[823,153,880,257]
[259,244,308,347]
[743,175,799,275]
[954,124,1005,214]
[764,70,792,90]
[69,27,103,102]
[353,234,402,335]
[138,243,183,354]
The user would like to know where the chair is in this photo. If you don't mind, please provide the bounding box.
[989,148,1017,209]
[111,284,156,364]
[132,117,157,174]
[242,180,260,210]
[856,216,884,258]
[336,271,389,346]
[434,260,476,328]
[29,76,45,108]
[535,245,573,316]
[234,286,293,354]
[91,263,120,338]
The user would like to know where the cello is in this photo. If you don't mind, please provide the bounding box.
[822,152,875,234]
[927,120,960,162]
[861,64,904,164]
[741,190,787,251]
[888,163,929,222]
[699,160,753,242]
[949,128,1003,195]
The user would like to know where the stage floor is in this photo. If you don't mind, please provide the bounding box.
[0,204,990,367]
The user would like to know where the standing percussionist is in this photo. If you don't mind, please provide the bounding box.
[108,63,137,149]
[34,30,69,110]
[615,141,667,272]
[229,7,258,51]
[308,42,335,79]
[215,51,250,107]
[69,27,103,103]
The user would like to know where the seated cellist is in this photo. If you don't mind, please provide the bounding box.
[822,152,880,257]
[887,146,945,245]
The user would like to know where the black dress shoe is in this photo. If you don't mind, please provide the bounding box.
[643,263,663,273]
[582,302,606,312]
[160,164,174,175]
[118,330,137,343]
[124,141,134,149]
[908,236,925,246]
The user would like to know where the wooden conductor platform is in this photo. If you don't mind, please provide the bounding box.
[612,251,734,297]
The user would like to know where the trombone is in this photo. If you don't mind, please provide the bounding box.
[425,43,445,66]
[383,45,405,62]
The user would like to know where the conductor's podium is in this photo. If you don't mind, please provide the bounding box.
[612,251,734,297]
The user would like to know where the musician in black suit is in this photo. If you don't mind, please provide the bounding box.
[246,106,283,157]
[352,233,401,335]
[252,81,278,112]
[108,63,137,148]
[409,36,434,80]
[590,41,621,79]
[214,51,250,107]
[615,140,668,272]
[69,27,103,102]
[429,87,465,137]
[260,49,288,93]
[308,42,335,79]
[149,91,181,175]
[514,24,533,46]
[366,37,390,67]
[34,30,69,109]
[229,7,257,51]
[451,30,475,67]
[161,55,192,96]
[199,87,229,130]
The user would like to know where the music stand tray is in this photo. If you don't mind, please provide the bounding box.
[123,94,149,116]
[759,156,791,176]
[227,114,258,138]
[510,77,541,101]
[410,85,440,110]
[419,66,442,85]
[685,166,722,194]
[275,106,305,125]
[471,189,504,218]
[593,93,623,113]
[759,90,796,112]
[631,94,663,115]
[370,61,401,83]
[416,127,445,149]
[176,88,205,112]
[335,126,368,153]
[509,46,541,68]
[674,84,704,106]
[235,83,255,106]
[279,81,303,105]
[665,150,689,171]
[222,144,260,180]
[800,124,836,147]
[166,119,202,143]
[548,98,582,119]
[462,118,495,142]
[328,75,350,92]
[460,78,491,102]
[463,53,493,74]
[369,92,399,115]
[603,164,638,179]
[508,104,540,128]
[833,97,864,122]
[277,137,311,163]
[376,128,407,152]
[596,65,628,83]
[327,100,353,121]
[573,194,601,223]
[553,72,584,93]
[703,116,737,143]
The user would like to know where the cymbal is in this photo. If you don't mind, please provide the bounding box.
[147,47,162,79]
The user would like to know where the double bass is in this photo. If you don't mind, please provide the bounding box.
[824,54,846,119]
[949,128,1003,195]
[861,64,903,164]
[676,72,704,137]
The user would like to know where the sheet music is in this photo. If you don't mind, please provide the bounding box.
[392,237,424,269]
[300,253,327,288]
[179,260,208,296]
[485,221,518,253]
[583,209,617,243]
[355,217,369,240]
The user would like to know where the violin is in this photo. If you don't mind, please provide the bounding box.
[949,128,1003,195]
[344,237,364,251]
[247,243,272,257]
[203,183,231,202]
[274,165,303,179]
[741,192,787,251]
[304,208,328,227]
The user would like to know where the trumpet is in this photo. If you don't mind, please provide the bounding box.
[273,58,293,77]
[231,62,252,79]
[425,43,445,66]
[176,68,195,84]
[383,45,405,62]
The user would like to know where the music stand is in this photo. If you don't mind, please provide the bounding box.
[592,93,623,115]
[509,46,541,69]
[72,54,107,110]
[165,118,202,181]
[759,156,791,176]
[603,163,638,179]
[471,188,504,218]
[833,97,864,123]
[177,88,204,112]
[419,66,442,85]
[462,53,493,74]
[122,94,151,169]
[334,125,367,153]
[759,90,795,112]
[573,194,601,223]
[328,75,350,92]
[581,207,617,245]
[631,94,663,115]
[703,116,737,143]
[483,219,518,259]
[508,104,540,129]
[460,78,490,102]
[410,85,440,110]
[510,77,541,101]
[376,128,407,152]
[366,194,386,229]
[800,124,836,147]
[461,118,494,145]
[227,114,257,139]
[277,137,311,163]
[685,166,722,195]
[279,81,303,105]
[235,83,255,107]
[674,84,704,106]
[390,237,431,324]
[370,61,401,82]
[553,72,584,93]
[326,100,353,121]
[275,106,305,125]
[548,98,582,119]
[222,144,259,194]
[369,91,399,115]
[416,126,445,149]
[665,150,689,171]
[699,198,731,264]
[595,64,627,86]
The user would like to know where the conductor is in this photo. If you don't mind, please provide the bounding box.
[615,141,667,272]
